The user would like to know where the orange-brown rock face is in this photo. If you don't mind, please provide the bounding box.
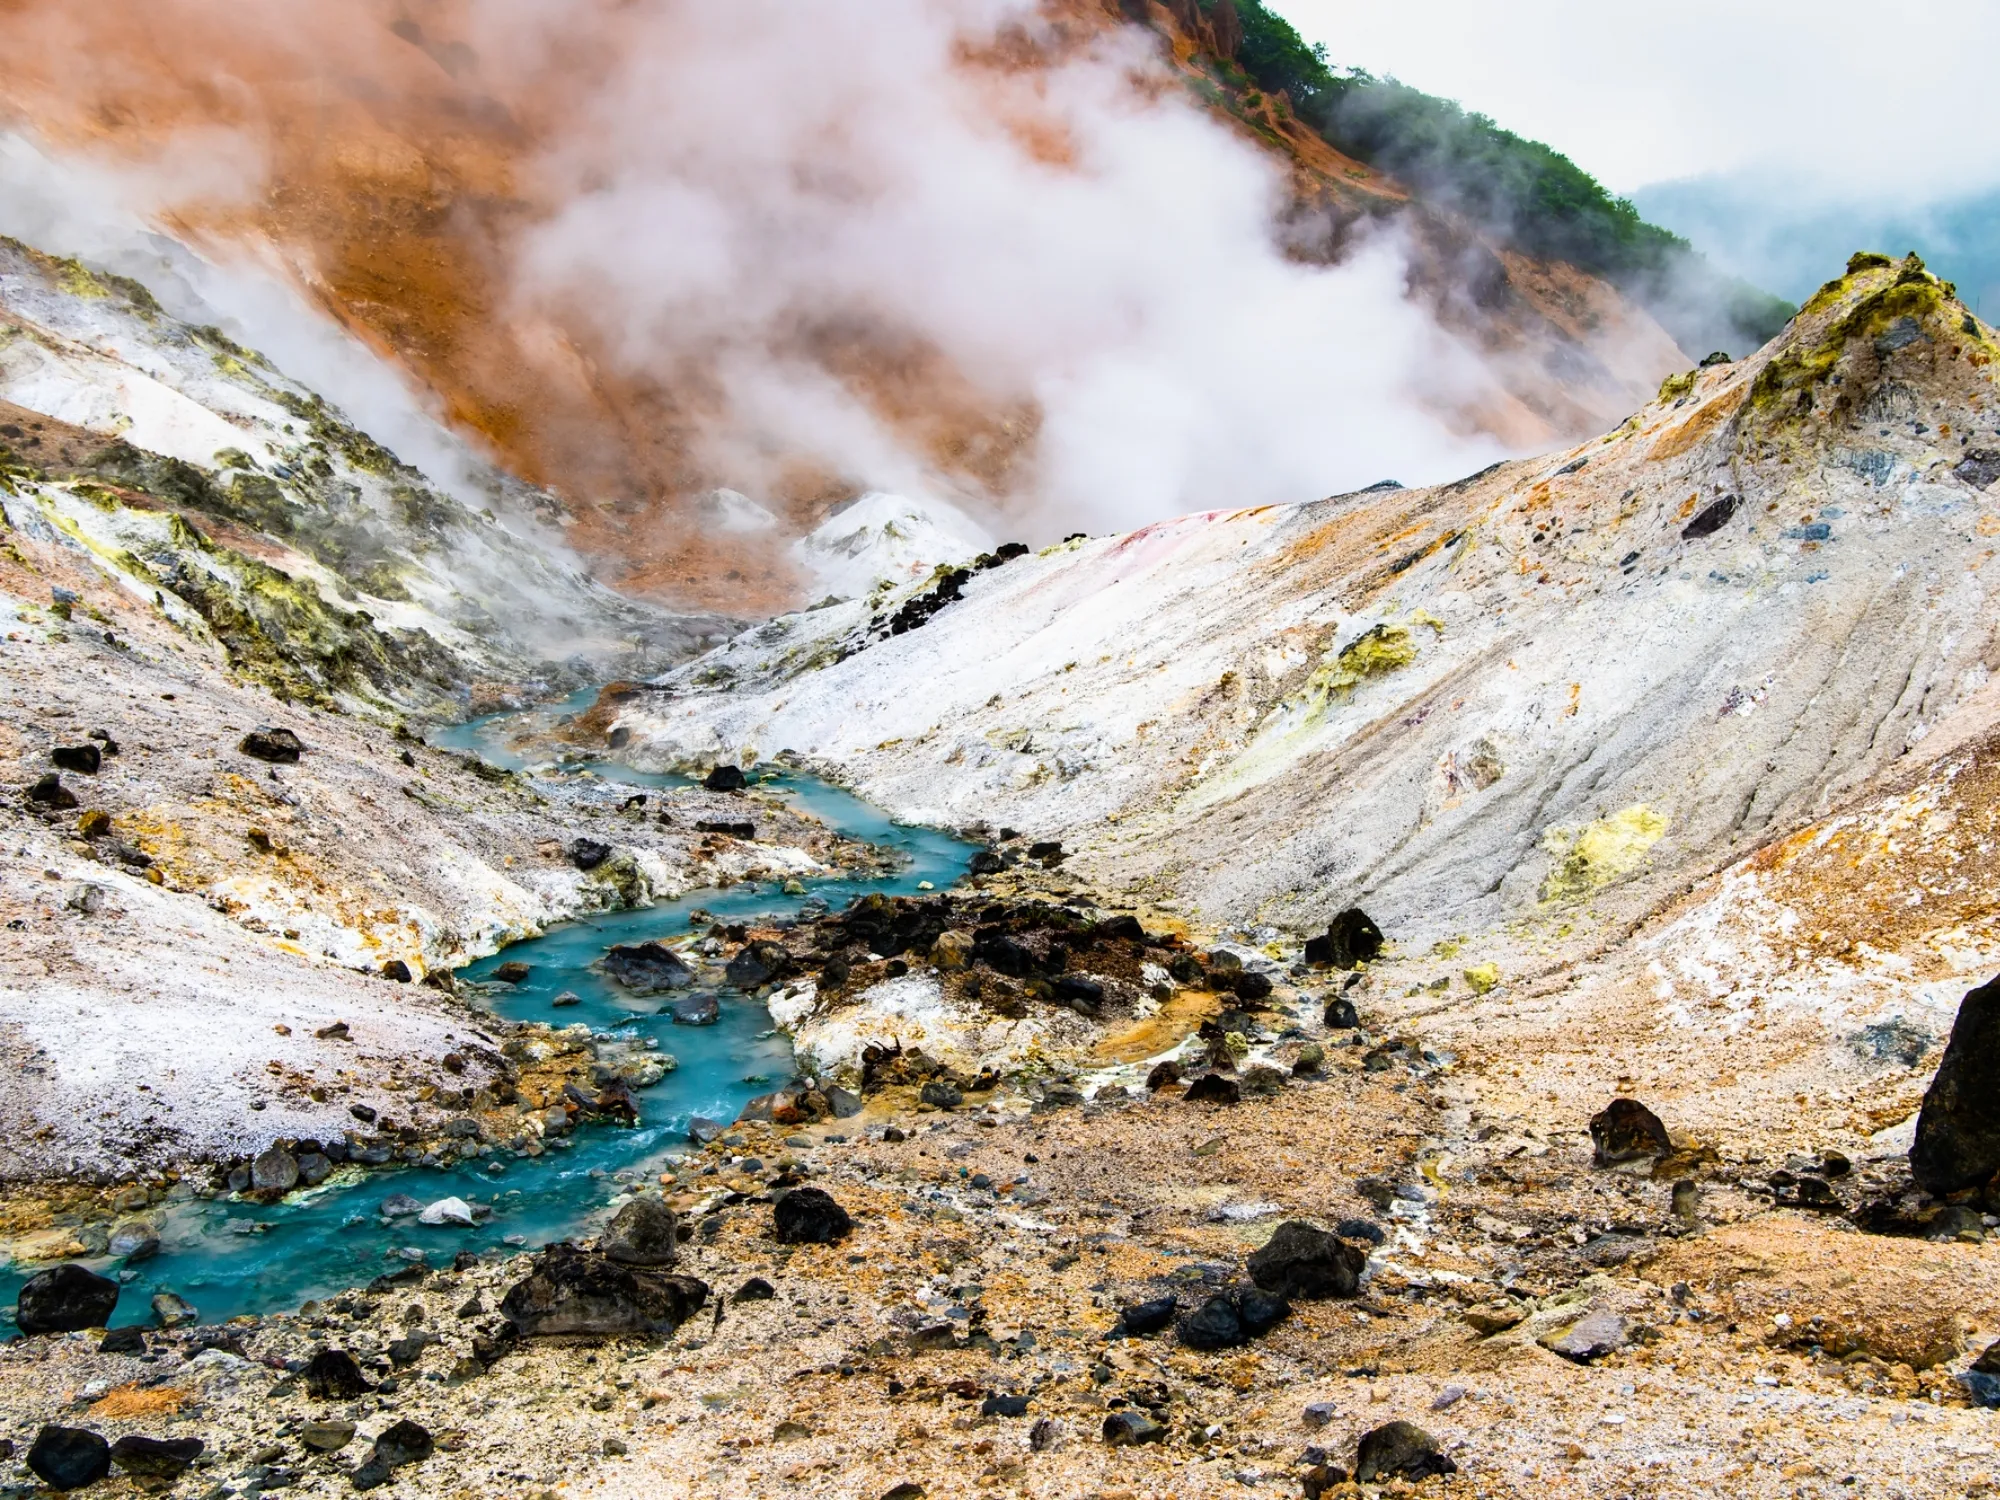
[0,0,1683,610]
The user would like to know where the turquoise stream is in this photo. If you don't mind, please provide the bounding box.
[1,705,976,1328]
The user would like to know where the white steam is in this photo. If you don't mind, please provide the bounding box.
[496,0,1505,535]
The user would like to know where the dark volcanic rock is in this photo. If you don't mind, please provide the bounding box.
[968,849,1006,875]
[1177,1287,1291,1349]
[1246,1220,1366,1299]
[774,1186,854,1244]
[669,993,720,1026]
[570,837,612,871]
[16,1263,119,1334]
[303,1347,374,1397]
[972,932,1035,976]
[1911,973,2000,1193]
[601,942,696,992]
[492,961,531,984]
[1101,1411,1165,1446]
[734,1276,777,1302]
[1589,1098,1673,1165]
[499,1244,709,1339]
[703,764,747,792]
[919,1080,963,1110]
[50,743,101,774]
[1183,1072,1240,1105]
[1145,1060,1183,1091]
[725,940,793,989]
[1354,1420,1456,1482]
[108,1435,204,1480]
[1681,493,1741,540]
[251,1145,300,1193]
[601,1197,679,1267]
[1054,975,1104,1015]
[1116,1296,1178,1337]
[26,1426,110,1490]
[1231,970,1274,1002]
[351,1419,434,1491]
[1320,908,1383,969]
[981,1393,1031,1418]
[1323,996,1359,1029]
[27,772,78,808]
[239,726,305,763]
[97,1326,146,1355]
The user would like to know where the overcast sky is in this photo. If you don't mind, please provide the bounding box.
[1268,0,2000,198]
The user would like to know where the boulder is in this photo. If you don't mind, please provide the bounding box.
[601,942,696,993]
[26,1426,110,1490]
[1911,973,2000,1193]
[919,1080,963,1110]
[98,1326,146,1355]
[150,1292,198,1328]
[1246,1221,1366,1299]
[1176,1287,1290,1350]
[601,1197,679,1267]
[1115,1296,1178,1337]
[1054,975,1103,1015]
[704,764,748,792]
[824,1084,862,1118]
[1589,1098,1672,1166]
[27,772,78,808]
[773,1186,853,1244]
[418,1197,476,1227]
[734,1276,777,1302]
[1354,1421,1455,1483]
[108,1218,160,1261]
[250,1146,300,1193]
[1145,1060,1183,1091]
[239,726,305,763]
[1540,1308,1628,1363]
[16,1263,119,1333]
[1308,908,1383,969]
[670,993,720,1026]
[380,1193,424,1219]
[302,1347,374,1397]
[1183,1072,1240,1104]
[51,743,101,774]
[500,1244,709,1339]
[350,1419,434,1492]
[726,940,793,988]
[108,1435,203,1480]
[1323,996,1359,1029]
[687,1115,726,1144]
[570,837,612,871]
[492,961,532,983]
[300,1420,357,1453]
[1232,970,1274,1002]
[1101,1411,1165,1446]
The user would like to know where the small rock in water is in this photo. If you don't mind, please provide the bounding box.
[239,726,305,763]
[687,1115,725,1144]
[670,993,720,1026]
[1589,1098,1672,1165]
[773,1186,853,1244]
[418,1197,476,1227]
[151,1292,197,1328]
[1246,1221,1366,1299]
[704,764,748,792]
[107,1218,160,1261]
[1911,972,2000,1193]
[16,1263,119,1334]
[380,1194,425,1219]
[1354,1420,1456,1482]
[350,1418,434,1492]
[492,961,531,984]
[302,1347,373,1397]
[108,1435,203,1480]
[26,1426,110,1490]
[601,942,696,993]
[601,1197,679,1267]
[551,991,581,1007]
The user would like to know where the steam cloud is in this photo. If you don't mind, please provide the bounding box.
[495,0,1505,534]
[0,0,1523,552]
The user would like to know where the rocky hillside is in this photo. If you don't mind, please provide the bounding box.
[1,0,1719,605]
